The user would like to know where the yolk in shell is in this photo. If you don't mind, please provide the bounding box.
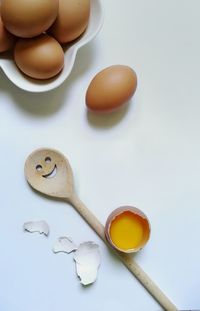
[109,211,148,251]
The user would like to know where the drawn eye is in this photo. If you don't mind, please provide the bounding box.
[36,164,42,171]
[45,157,51,163]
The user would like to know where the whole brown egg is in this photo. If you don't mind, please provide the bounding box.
[14,34,64,79]
[49,0,90,44]
[86,65,138,113]
[0,13,16,52]
[1,0,59,38]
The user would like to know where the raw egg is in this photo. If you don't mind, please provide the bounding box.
[14,34,64,79]
[86,65,137,113]
[49,0,90,44]
[105,206,150,253]
[0,14,16,52]
[1,0,58,38]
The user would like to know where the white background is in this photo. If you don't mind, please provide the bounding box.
[0,0,200,310]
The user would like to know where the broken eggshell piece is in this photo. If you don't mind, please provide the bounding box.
[52,237,101,286]
[23,220,49,236]
[105,206,151,254]
[73,242,101,286]
[53,236,78,253]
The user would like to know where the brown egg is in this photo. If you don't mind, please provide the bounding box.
[49,0,90,44]
[86,65,137,113]
[1,0,58,38]
[14,34,64,79]
[105,206,151,254]
[0,14,16,52]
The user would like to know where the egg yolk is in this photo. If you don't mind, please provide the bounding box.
[109,211,147,251]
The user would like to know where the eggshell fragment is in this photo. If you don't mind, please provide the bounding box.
[73,242,101,285]
[23,220,49,236]
[14,34,64,79]
[105,206,150,253]
[53,236,78,253]
[49,0,90,44]
[86,65,137,113]
[1,0,59,38]
[0,14,16,52]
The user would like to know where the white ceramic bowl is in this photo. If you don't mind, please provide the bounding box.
[0,0,104,92]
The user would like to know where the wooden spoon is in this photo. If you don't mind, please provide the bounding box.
[25,148,177,311]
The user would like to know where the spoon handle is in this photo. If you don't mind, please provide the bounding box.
[69,194,177,311]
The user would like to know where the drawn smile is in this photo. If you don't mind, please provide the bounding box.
[42,165,57,178]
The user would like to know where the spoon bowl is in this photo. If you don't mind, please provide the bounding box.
[0,0,104,93]
[25,148,74,199]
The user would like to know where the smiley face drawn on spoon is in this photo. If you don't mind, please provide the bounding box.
[25,148,74,199]
[35,156,57,179]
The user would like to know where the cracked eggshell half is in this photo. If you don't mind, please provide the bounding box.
[105,206,151,254]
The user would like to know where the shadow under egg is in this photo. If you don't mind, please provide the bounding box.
[86,100,132,129]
